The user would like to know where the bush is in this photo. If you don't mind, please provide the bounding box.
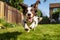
[39,16,50,24]
[0,19,17,28]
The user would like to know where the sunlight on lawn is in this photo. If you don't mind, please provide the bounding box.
[0,24,60,40]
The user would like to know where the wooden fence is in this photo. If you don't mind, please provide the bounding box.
[0,1,22,24]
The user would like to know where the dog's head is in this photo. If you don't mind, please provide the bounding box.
[20,0,40,22]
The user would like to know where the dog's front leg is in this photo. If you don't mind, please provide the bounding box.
[29,22,35,31]
[24,23,30,32]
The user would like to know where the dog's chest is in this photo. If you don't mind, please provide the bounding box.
[26,18,34,26]
[24,17,34,26]
[24,16,38,26]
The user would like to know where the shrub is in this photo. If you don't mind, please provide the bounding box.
[0,19,17,28]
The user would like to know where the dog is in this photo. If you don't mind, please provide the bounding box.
[20,0,40,32]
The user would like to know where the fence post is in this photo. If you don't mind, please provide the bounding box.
[0,1,4,19]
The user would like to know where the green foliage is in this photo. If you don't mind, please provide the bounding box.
[52,8,60,22]
[0,19,5,23]
[0,19,17,28]
[9,0,23,10]
[37,9,42,17]
[3,22,13,27]
[1,0,24,11]
[57,8,60,12]
[53,8,60,14]
[39,16,50,24]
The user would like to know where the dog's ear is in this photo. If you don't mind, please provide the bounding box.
[19,3,28,9]
[31,0,40,13]
[31,0,40,7]
[19,3,28,15]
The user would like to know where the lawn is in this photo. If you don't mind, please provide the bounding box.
[0,24,60,40]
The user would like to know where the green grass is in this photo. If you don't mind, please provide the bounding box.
[0,24,60,40]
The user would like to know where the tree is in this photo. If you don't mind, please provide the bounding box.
[52,8,60,21]
[57,8,60,12]
[9,0,23,10]
[37,9,42,17]
[53,8,60,14]
[1,0,24,11]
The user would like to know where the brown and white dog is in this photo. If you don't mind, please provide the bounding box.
[20,0,40,32]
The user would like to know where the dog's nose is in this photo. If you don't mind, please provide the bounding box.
[28,14,31,16]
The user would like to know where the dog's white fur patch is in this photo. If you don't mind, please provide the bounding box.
[33,16,39,27]
[26,7,33,17]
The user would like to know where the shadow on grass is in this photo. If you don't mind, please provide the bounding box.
[0,31,22,40]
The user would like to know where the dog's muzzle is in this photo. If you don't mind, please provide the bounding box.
[28,14,31,16]
[26,13,33,23]
[27,17,32,23]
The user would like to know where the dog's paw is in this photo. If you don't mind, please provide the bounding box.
[25,28,30,32]
[25,28,29,31]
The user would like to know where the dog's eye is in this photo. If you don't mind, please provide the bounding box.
[26,10,28,12]
[31,9,33,11]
